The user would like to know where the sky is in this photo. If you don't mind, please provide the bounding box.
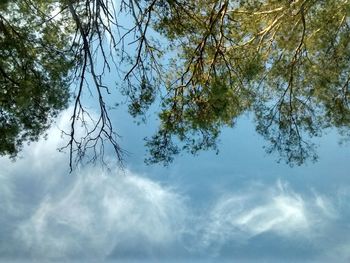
[1,101,350,262]
[1,2,350,261]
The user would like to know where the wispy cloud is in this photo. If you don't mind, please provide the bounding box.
[0,110,187,260]
[0,109,350,261]
[194,180,340,257]
[16,168,187,260]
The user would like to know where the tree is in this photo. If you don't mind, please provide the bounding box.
[0,0,73,157]
[144,0,350,165]
[1,0,350,168]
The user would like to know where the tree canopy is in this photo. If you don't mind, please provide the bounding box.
[1,0,350,168]
[0,0,73,157]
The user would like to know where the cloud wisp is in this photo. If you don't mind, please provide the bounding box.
[16,169,187,260]
[195,181,336,255]
[0,109,189,260]
[0,109,349,261]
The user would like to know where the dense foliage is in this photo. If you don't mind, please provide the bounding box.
[0,0,73,156]
[1,0,350,167]
[144,0,350,165]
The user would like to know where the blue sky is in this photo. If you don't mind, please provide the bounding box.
[1,2,350,260]
[1,100,350,262]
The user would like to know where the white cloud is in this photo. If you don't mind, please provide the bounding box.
[16,168,187,260]
[314,193,338,220]
[1,108,350,261]
[196,180,338,253]
[0,109,187,260]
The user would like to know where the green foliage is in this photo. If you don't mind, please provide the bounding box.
[1,0,350,167]
[143,0,350,165]
[0,0,74,156]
